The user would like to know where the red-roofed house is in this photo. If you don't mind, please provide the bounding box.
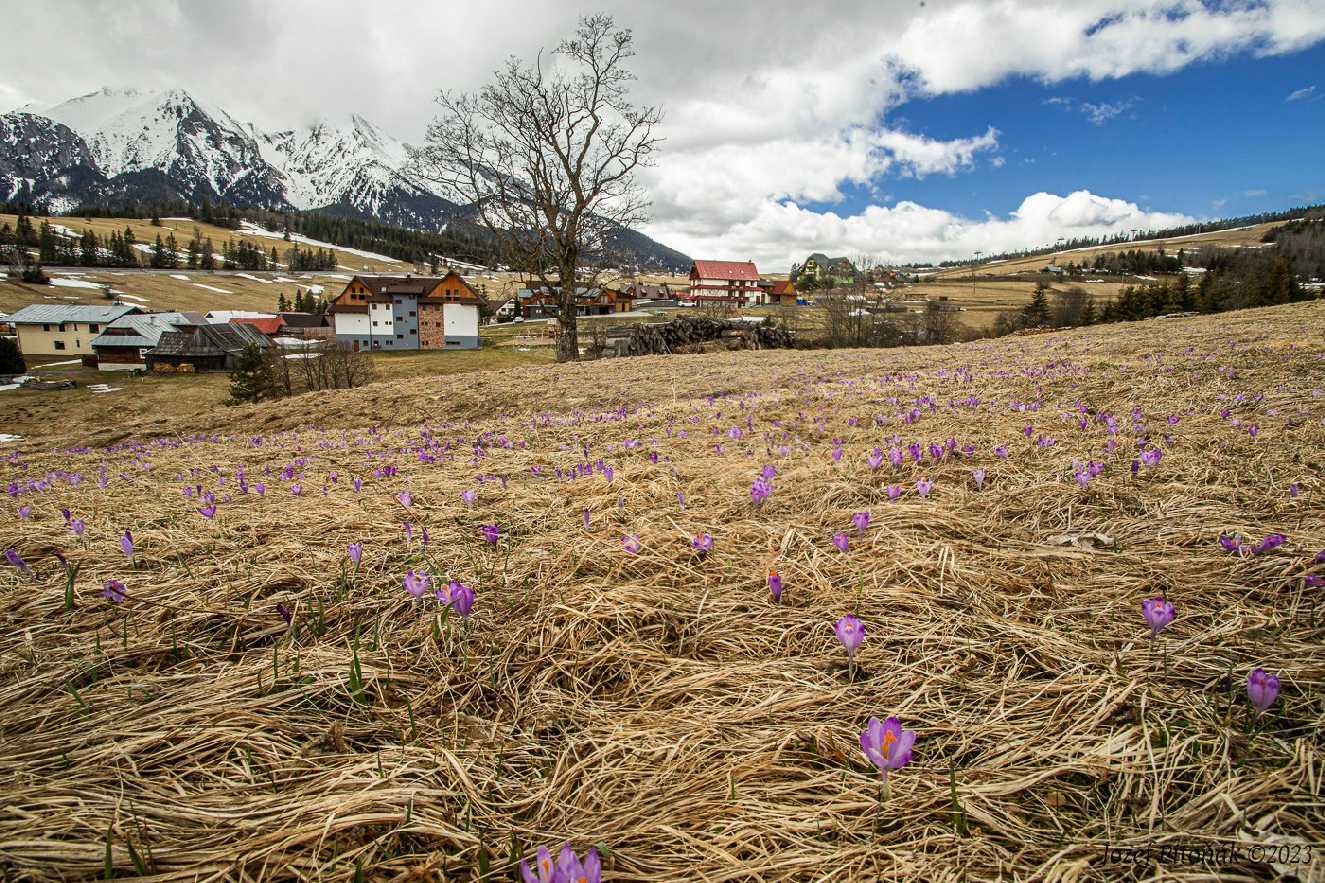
[689,260,763,306]
[229,316,285,336]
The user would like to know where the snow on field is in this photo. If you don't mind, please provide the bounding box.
[235,273,273,284]
[170,274,190,281]
[306,284,324,295]
[161,217,192,221]
[118,294,150,302]
[51,278,106,290]
[49,224,80,239]
[238,221,400,264]
[273,276,297,283]
[193,283,233,294]
[336,265,360,272]
[88,384,122,393]
[0,433,23,441]
[322,274,353,281]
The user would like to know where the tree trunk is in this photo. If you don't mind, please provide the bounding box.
[556,263,579,362]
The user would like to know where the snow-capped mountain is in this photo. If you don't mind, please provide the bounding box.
[0,87,689,270]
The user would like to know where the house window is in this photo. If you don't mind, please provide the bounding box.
[396,334,404,340]
[89,324,99,333]
[410,329,416,335]
[54,340,66,350]
[408,311,416,317]
[43,323,51,332]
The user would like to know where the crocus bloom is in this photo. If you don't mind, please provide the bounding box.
[520,846,556,883]
[460,489,477,506]
[751,476,773,508]
[692,533,714,556]
[276,602,292,626]
[1219,533,1242,553]
[17,505,31,519]
[397,490,412,508]
[69,518,86,538]
[582,509,591,530]
[1247,668,1280,715]
[449,581,475,618]
[866,448,885,471]
[404,569,431,598]
[994,445,1009,459]
[860,715,916,774]
[832,531,850,553]
[551,844,601,883]
[852,511,870,536]
[101,579,127,603]
[5,547,32,576]
[1140,448,1163,467]
[1251,532,1287,555]
[481,524,500,544]
[348,543,363,566]
[834,614,865,657]
[916,477,933,497]
[886,484,902,500]
[768,569,783,602]
[622,534,641,555]
[971,468,986,489]
[120,529,134,558]
[198,503,217,519]
[1141,596,1175,639]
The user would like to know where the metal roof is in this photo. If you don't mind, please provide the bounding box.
[7,303,141,325]
[89,313,199,350]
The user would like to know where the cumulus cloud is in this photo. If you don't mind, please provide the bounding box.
[4,0,1321,268]
[644,190,1193,270]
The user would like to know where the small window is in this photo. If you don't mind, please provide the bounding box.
[409,329,416,335]
[43,323,52,332]
[54,340,66,351]
[408,311,416,317]
[89,324,99,333]
[396,334,404,340]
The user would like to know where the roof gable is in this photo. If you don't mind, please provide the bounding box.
[692,260,760,281]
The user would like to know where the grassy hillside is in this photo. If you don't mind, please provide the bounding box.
[1,301,1322,879]
[929,221,1286,279]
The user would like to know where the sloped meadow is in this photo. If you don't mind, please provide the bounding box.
[2,303,1324,881]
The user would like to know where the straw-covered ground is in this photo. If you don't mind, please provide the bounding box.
[2,302,1324,882]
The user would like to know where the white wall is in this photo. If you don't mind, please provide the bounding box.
[444,303,479,339]
[335,313,370,336]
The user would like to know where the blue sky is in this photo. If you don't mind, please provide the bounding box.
[6,0,1325,268]
[824,40,1325,225]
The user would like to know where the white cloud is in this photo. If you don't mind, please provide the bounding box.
[1286,84,1317,101]
[1079,99,1135,124]
[644,189,1193,270]
[1244,188,1268,197]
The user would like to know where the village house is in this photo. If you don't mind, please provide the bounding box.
[228,316,285,336]
[514,285,636,319]
[328,272,482,351]
[277,312,332,339]
[8,303,143,357]
[765,279,798,305]
[688,260,762,306]
[89,311,205,371]
[146,322,272,372]
[791,254,859,289]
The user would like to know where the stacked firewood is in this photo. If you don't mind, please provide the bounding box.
[621,317,794,356]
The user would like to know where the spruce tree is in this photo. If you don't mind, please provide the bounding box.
[228,344,268,404]
[1023,281,1050,327]
[0,335,25,374]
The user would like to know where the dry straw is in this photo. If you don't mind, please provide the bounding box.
[1,302,1323,880]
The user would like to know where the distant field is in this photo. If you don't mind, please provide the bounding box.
[929,221,1285,280]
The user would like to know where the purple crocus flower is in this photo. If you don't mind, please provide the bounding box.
[834,614,865,658]
[353,477,362,492]
[692,533,714,557]
[5,547,32,576]
[582,509,591,531]
[1141,596,1175,639]
[1140,448,1163,467]
[768,569,783,603]
[866,448,885,471]
[540,843,601,883]
[1247,668,1280,715]
[915,477,934,497]
[255,482,266,496]
[397,490,412,508]
[994,445,1009,459]
[1315,549,1325,565]
[886,484,902,500]
[1288,483,1300,498]
[460,489,477,506]
[291,482,303,496]
[100,579,127,602]
[520,845,556,883]
[751,476,773,508]
[69,518,86,538]
[622,534,641,555]
[403,521,413,543]
[971,468,986,489]
[832,531,850,553]
[348,543,363,567]
[1219,533,1243,553]
[120,529,134,558]
[481,523,500,544]
[852,511,870,536]
[404,569,431,598]
[449,582,475,619]
[198,503,217,519]
[17,505,31,519]
[276,602,292,626]
[1251,532,1287,555]
[860,715,916,774]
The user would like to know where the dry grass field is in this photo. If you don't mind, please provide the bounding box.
[929,221,1286,280]
[1,300,1323,880]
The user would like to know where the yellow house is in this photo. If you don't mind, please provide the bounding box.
[8,304,143,358]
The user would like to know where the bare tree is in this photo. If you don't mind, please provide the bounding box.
[411,14,662,362]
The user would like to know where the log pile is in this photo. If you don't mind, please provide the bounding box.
[620,317,794,357]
